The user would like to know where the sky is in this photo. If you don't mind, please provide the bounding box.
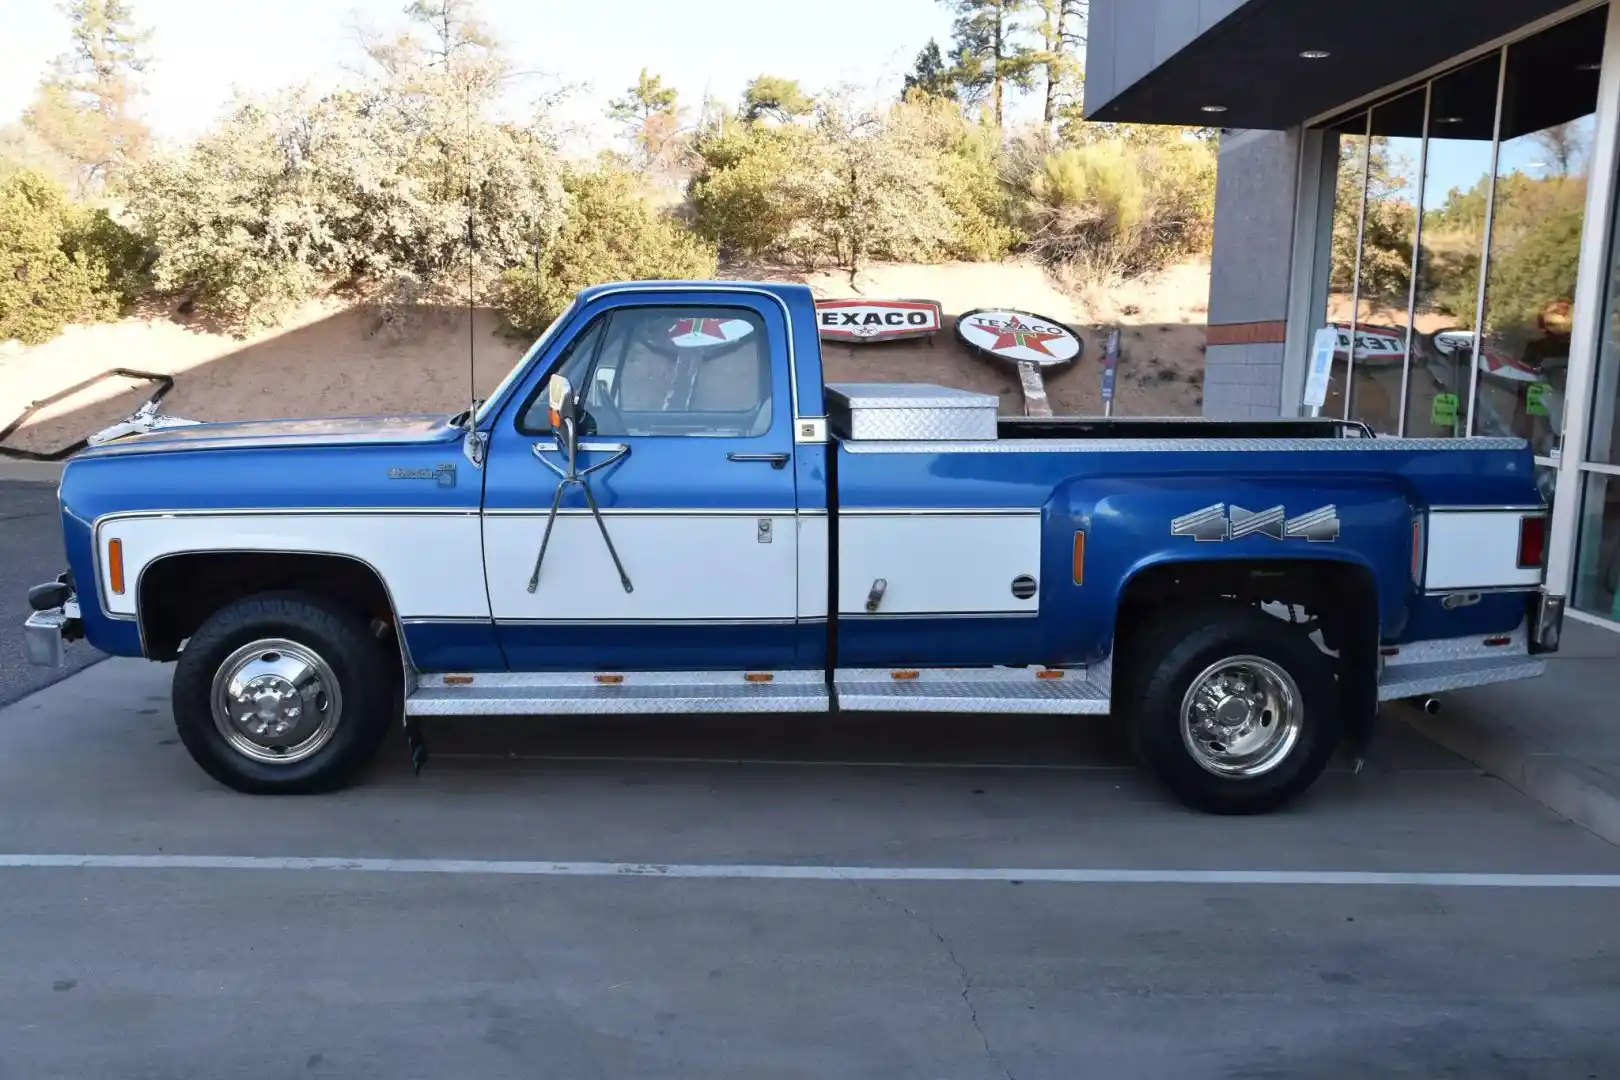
[0,0,971,154]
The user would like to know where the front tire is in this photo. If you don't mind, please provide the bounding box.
[172,592,394,794]
[1125,606,1339,814]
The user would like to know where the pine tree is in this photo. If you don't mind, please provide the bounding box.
[1037,0,1086,125]
[607,69,682,175]
[943,0,1039,129]
[22,0,151,196]
[742,75,814,123]
[902,40,958,102]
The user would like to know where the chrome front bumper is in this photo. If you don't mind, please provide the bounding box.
[24,598,81,668]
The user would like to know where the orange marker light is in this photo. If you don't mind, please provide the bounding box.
[108,538,125,595]
[1072,531,1086,585]
[444,674,474,686]
[594,673,625,685]
[891,670,920,680]
[1037,669,1065,680]
[744,672,774,683]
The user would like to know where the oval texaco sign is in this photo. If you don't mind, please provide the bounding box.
[816,299,942,343]
[956,309,1083,368]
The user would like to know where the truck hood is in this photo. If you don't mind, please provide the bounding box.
[77,414,461,457]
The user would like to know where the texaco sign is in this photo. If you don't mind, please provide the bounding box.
[816,299,943,343]
[956,308,1083,368]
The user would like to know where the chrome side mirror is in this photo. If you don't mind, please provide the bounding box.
[547,373,577,470]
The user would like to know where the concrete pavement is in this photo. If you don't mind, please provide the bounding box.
[3,659,1620,1078]
[1403,615,1620,848]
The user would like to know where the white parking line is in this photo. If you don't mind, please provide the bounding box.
[2,854,1619,887]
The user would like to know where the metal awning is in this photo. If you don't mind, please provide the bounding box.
[1084,0,1596,129]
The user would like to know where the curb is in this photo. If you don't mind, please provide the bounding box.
[1399,703,1620,849]
[0,460,65,484]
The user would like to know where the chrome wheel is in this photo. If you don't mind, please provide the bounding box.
[210,638,343,765]
[1178,655,1302,779]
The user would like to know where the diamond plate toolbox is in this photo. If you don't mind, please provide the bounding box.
[825,382,999,442]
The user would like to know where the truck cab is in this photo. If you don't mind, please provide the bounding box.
[26,280,1563,813]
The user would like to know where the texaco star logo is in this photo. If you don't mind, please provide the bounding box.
[669,317,730,342]
[972,315,1067,357]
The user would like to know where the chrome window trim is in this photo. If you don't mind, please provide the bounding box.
[1395,83,1432,436]
[1465,49,1511,438]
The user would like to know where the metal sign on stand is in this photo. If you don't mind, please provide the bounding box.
[1304,328,1337,417]
[1101,328,1120,417]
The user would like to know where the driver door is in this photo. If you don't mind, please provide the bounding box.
[481,293,801,671]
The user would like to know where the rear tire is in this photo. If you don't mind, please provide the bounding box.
[1124,606,1339,814]
[172,592,394,794]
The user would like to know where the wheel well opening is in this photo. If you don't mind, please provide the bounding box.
[138,552,395,661]
[1113,558,1381,735]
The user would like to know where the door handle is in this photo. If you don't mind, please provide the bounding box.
[727,452,790,469]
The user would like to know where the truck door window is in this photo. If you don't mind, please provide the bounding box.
[519,305,772,438]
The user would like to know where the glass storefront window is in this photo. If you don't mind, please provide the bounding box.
[1479,8,1604,452]
[1405,56,1500,439]
[1349,89,1423,434]
[1575,473,1620,622]
[1323,112,1369,422]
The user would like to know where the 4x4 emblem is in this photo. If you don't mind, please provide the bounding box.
[1171,503,1339,543]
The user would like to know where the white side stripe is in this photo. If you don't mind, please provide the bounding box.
[2,854,1618,887]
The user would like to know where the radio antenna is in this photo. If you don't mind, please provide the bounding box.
[466,80,477,424]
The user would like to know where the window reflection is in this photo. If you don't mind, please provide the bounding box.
[1323,112,1368,421]
[1405,56,1500,439]
[1575,473,1620,624]
[1480,8,1603,452]
[1348,90,1423,434]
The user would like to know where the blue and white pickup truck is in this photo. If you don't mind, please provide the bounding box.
[25,281,1564,812]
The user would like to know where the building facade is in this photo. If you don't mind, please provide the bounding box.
[1086,0,1620,634]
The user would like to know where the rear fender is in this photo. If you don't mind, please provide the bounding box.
[1051,473,1412,660]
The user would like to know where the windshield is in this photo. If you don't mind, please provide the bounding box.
[472,302,576,427]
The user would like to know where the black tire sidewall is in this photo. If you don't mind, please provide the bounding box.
[1131,611,1339,814]
[172,593,393,794]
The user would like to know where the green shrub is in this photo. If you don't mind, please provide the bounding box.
[125,84,565,328]
[0,170,138,344]
[500,167,718,337]
[688,121,827,258]
[1013,127,1216,278]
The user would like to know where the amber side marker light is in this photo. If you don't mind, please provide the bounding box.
[443,674,474,686]
[108,538,125,595]
[1036,670,1065,680]
[594,674,625,685]
[1072,531,1086,585]
[744,672,774,683]
[891,670,920,680]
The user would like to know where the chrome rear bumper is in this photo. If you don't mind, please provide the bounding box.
[1529,590,1565,655]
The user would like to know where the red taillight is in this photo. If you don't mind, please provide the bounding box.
[1518,515,1547,570]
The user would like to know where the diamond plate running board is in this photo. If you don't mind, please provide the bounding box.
[834,668,1110,714]
[406,671,829,717]
[1376,656,1545,702]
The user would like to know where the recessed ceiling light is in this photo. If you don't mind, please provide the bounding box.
[1299,49,1331,59]
[1200,104,1228,113]
[1577,62,1601,71]
[1434,116,1464,124]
